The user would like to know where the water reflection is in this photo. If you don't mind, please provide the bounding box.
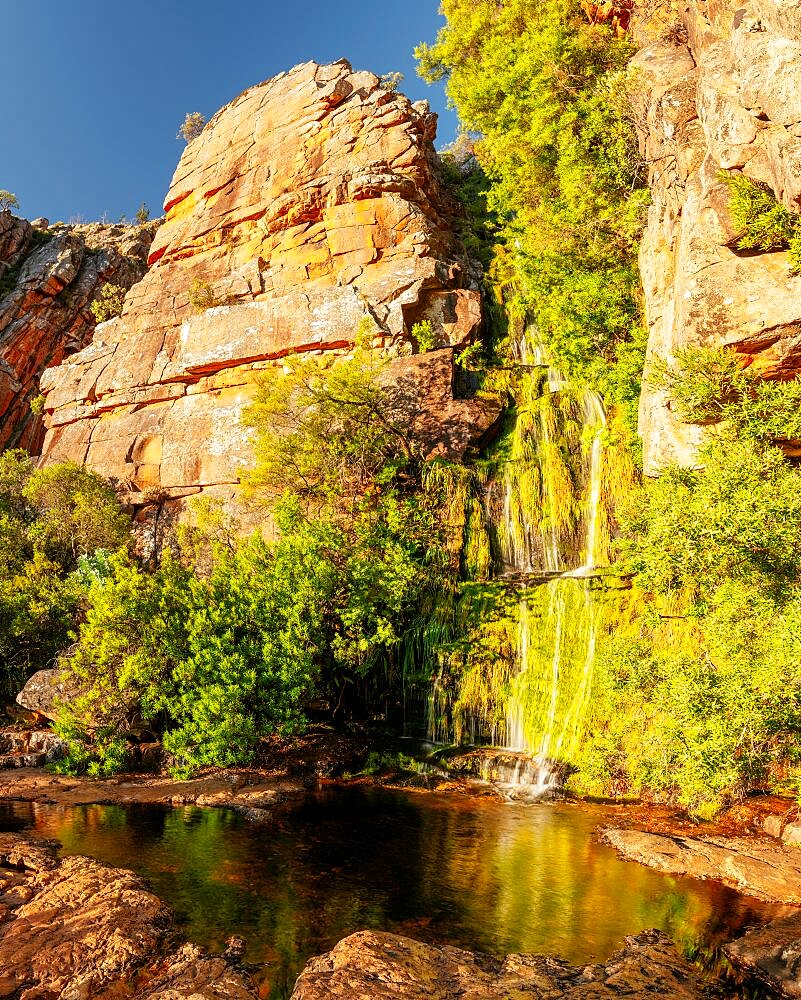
[0,789,781,999]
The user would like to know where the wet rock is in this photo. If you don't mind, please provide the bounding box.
[725,910,801,997]
[603,828,801,903]
[0,834,258,1000]
[143,942,257,1000]
[290,928,703,999]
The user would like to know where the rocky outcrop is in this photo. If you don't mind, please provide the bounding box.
[725,910,801,997]
[603,827,801,903]
[634,0,801,473]
[290,929,703,999]
[37,60,499,518]
[0,728,65,768]
[0,833,257,1000]
[0,211,155,454]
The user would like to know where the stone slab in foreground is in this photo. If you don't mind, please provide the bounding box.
[0,833,257,1000]
[603,828,801,904]
[289,928,702,999]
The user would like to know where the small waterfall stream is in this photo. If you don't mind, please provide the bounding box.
[425,324,608,798]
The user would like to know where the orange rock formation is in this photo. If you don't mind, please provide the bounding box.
[38,60,499,513]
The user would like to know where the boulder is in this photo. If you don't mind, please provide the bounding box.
[0,834,258,1000]
[16,669,77,722]
[290,929,703,999]
[725,910,801,996]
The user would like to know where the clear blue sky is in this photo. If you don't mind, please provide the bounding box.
[2,1,455,224]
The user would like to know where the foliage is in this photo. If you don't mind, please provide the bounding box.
[594,355,801,811]
[380,71,404,92]
[29,393,45,416]
[411,320,436,353]
[56,534,321,778]
[242,331,415,506]
[177,112,206,143]
[416,0,649,421]
[0,191,19,212]
[719,171,801,270]
[0,452,131,697]
[188,278,217,312]
[90,283,126,324]
[134,203,151,225]
[651,346,801,443]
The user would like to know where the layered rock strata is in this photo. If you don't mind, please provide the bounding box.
[38,60,499,515]
[633,0,801,473]
[0,212,155,453]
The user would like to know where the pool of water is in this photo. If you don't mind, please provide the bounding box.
[0,787,782,999]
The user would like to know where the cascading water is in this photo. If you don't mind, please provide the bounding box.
[422,324,609,798]
[494,327,607,795]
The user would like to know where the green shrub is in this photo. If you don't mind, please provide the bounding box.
[411,320,437,353]
[188,278,217,312]
[719,171,801,272]
[90,283,126,324]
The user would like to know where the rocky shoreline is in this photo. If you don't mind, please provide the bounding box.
[0,731,800,997]
[0,831,760,1000]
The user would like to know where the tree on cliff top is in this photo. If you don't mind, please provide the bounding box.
[177,112,206,143]
[0,191,19,212]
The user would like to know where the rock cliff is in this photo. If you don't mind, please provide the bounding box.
[634,0,801,473]
[0,214,155,454]
[37,60,499,517]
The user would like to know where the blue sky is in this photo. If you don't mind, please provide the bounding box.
[2,1,455,223]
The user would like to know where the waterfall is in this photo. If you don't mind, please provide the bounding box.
[497,328,606,793]
[421,323,608,798]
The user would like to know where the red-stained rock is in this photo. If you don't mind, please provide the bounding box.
[0,212,156,453]
[37,61,497,514]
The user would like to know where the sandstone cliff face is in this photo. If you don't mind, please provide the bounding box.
[634,0,801,473]
[0,213,155,454]
[38,60,499,513]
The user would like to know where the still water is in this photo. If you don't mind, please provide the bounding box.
[0,787,781,998]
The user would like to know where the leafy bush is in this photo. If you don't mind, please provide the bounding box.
[417,0,649,423]
[0,190,19,212]
[380,71,404,92]
[134,203,150,225]
[90,283,126,324]
[0,452,131,696]
[411,320,437,353]
[719,172,800,256]
[188,278,217,312]
[177,112,206,143]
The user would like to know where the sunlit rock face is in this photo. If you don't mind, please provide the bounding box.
[38,60,497,514]
[0,212,154,454]
[634,0,801,474]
